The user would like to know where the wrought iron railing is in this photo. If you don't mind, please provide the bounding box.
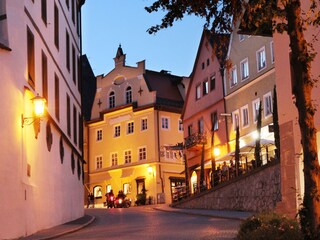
[184,131,207,149]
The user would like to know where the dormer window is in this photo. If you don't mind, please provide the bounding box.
[109,91,115,108]
[126,86,132,104]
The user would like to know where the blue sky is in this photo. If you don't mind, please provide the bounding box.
[82,0,205,77]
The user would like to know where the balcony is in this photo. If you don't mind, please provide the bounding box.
[185,132,207,151]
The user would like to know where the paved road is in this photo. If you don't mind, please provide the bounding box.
[55,206,241,240]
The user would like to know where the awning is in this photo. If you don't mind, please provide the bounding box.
[121,168,134,178]
[89,172,112,183]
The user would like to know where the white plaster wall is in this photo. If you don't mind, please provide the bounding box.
[0,1,84,239]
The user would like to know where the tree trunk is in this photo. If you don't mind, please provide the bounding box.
[273,85,280,160]
[254,101,262,167]
[235,126,240,176]
[286,1,320,238]
[200,143,205,192]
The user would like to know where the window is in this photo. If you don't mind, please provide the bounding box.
[270,41,275,64]
[71,0,75,23]
[230,66,237,87]
[96,155,102,169]
[54,73,60,121]
[198,118,204,133]
[78,113,82,147]
[232,110,240,130]
[72,45,76,84]
[27,27,35,88]
[252,99,261,123]
[123,183,131,195]
[211,112,218,131]
[127,121,134,134]
[96,129,102,141]
[42,51,48,102]
[41,0,47,24]
[203,80,209,96]
[54,3,59,49]
[111,153,118,166]
[141,118,148,131]
[73,105,77,145]
[124,150,132,164]
[94,186,102,198]
[202,62,205,69]
[210,74,216,91]
[264,92,273,118]
[138,147,147,161]
[178,119,183,132]
[114,125,120,137]
[207,58,210,66]
[240,58,249,80]
[187,125,193,136]
[67,94,71,136]
[66,30,70,71]
[241,105,249,127]
[196,84,201,100]
[257,47,266,71]
[161,117,170,130]
[66,0,69,9]
[109,91,115,108]
[126,86,132,104]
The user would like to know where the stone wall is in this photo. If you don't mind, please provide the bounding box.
[172,160,281,212]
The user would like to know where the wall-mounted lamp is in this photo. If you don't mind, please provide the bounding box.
[22,94,46,138]
[147,166,154,177]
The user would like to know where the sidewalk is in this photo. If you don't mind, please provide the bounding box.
[20,214,95,240]
[20,205,253,239]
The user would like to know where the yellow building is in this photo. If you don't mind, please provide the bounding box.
[84,46,189,206]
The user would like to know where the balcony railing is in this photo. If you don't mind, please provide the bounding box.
[184,131,207,150]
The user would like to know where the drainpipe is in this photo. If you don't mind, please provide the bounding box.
[157,110,164,193]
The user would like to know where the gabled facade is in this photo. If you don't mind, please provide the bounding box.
[0,1,85,239]
[85,46,188,205]
[182,30,229,193]
[223,26,276,163]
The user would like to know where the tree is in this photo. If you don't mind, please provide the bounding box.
[145,0,320,238]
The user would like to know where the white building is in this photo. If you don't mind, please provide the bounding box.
[0,0,85,238]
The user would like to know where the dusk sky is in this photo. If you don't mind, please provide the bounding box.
[82,0,205,77]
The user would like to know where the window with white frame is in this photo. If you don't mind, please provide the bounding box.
[264,92,273,118]
[203,79,209,95]
[96,155,103,169]
[111,152,118,166]
[232,110,240,130]
[240,58,249,80]
[127,121,134,134]
[96,129,102,141]
[241,105,249,128]
[138,147,147,161]
[178,119,183,132]
[124,150,132,164]
[109,91,115,109]
[126,86,132,104]
[257,47,266,71]
[114,125,120,137]
[161,117,170,130]
[196,84,201,100]
[198,118,204,133]
[211,111,218,131]
[270,41,274,64]
[230,66,237,87]
[252,99,261,123]
[141,118,148,131]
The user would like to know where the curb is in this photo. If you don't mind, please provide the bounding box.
[153,206,252,221]
[28,215,96,240]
